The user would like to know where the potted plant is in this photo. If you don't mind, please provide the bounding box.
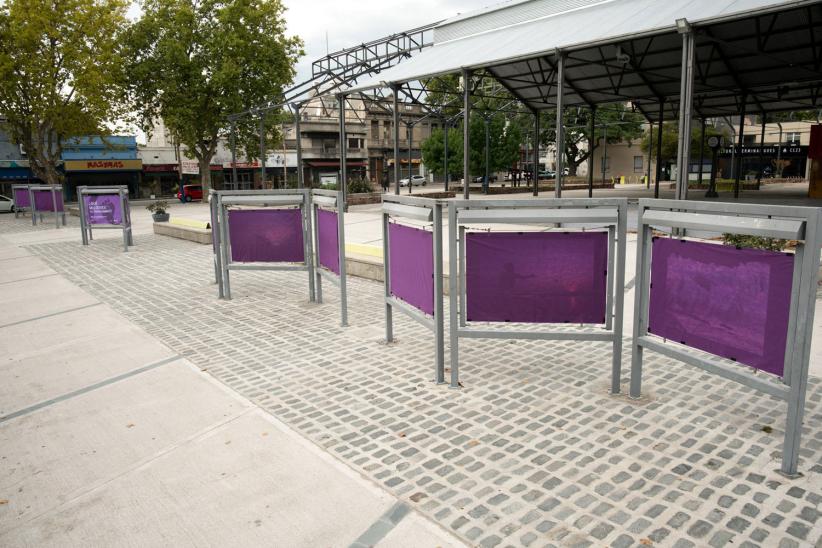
[146,200,170,222]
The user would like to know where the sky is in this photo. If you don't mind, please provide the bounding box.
[282,0,492,84]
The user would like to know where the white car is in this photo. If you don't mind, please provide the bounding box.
[0,194,14,213]
[399,175,426,187]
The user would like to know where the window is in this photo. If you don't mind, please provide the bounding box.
[786,132,801,145]
[371,121,379,138]
[742,135,756,145]
[633,156,644,173]
[348,138,360,150]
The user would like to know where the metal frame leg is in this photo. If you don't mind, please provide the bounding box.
[611,202,627,395]
[337,190,349,326]
[433,202,445,384]
[448,203,460,388]
[629,213,652,399]
[383,212,393,342]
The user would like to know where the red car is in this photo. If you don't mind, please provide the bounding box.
[177,184,203,202]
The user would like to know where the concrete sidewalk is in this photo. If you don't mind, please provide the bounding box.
[0,234,464,547]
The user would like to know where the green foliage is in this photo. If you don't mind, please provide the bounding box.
[0,0,129,184]
[319,179,374,194]
[421,114,522,178]
[722,233,787,252]
[125,0,303,194]
[642,122,727,161]
[146,200,169,214]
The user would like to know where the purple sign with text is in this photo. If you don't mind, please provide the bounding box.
[317,209,340,275]
[32,189,64,212]
[228,208,305,263]
[466,231,608,324]
[388,222,434,315]
[13,187,30,208]
[83,194,123,225]
[648,238,793,376]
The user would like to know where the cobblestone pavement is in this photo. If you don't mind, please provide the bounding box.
[15,224,822,547]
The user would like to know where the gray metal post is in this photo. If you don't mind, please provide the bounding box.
[382,211,393,341]
[433,201,445,384]
[218,195,231,299]
[447,202,459,388]
[588,107,595,197]
[337,190,348,326]
[29,187,36,226]
[554,52,565,198]
[407,123,413,195]
[443,118,449,191]
[733,98,747,198]
[533,110,540,196]
[462,68,471,200]
[210,190,223,298]
[118,190,128,251]
[392,86,401,195]
[675,25,695,201]
[51,187,59,229]
[293,103,304,189]
[312,202,323,305]
[612,201,627,394]
[259,115,266,187]
[339,94,348,204]
[655,101,664,198]
[304,193,316,302]
[629,206,651,398]
[756,114,766,188]
[483,117,490,194]
[647,121,654,189]
[698,118,706,188]
[781,210,821,476]
[78,186,88,245]
[230,119,238,189]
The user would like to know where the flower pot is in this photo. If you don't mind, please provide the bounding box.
[152,213,170,223]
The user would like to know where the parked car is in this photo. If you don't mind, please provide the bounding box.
[473,175,498,183]
[399,175,426,187]
[0,194,14,213]
[177,184,203,202]
[538,170,556,179]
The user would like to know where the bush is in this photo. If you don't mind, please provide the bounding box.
[314,179,374,194]
[722,233,787,252]
[146,200,169,214]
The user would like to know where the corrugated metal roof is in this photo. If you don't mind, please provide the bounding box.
[434,0,610,43]
[348,0,813,93]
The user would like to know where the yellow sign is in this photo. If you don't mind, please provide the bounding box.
[65,159,142,171]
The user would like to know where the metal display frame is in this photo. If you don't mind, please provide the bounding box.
[28,184,66,228]
[214,189,315,302]
[382,194,445,383]
[11,184,30,218]
[77,185,133,252]
[630,199,822,478]
[311,189,348,326]
[448,198,628,390]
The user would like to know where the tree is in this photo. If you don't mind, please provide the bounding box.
[641,122,727,164]
[0,0,129,185]
[421,114,522,179]
[126,0,303,194]
[542,106,645,176]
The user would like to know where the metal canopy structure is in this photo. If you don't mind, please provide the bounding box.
[349,0,822,120]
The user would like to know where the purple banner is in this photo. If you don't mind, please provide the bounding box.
[83,194,123,225]
[317,209,340,275]
[13,187,30,208]
[648,238,793,376]
[31,189,64,212]
[228,208,305,263]
[388,222,434,315]
[466,232,608,323]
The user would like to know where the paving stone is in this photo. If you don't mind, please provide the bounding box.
[21,228,822,548]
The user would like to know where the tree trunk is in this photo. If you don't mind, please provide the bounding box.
[198,155,211,198]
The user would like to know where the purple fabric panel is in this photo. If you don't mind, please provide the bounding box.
[317,209,340,275]
[466,232,608,324]
[83,194,123,225]
[32,189,64,212]
[13,188,30,208]
[388,222,434,315]
[228,208,305,263]
[648,238,793,376]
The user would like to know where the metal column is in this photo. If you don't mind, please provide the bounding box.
[675,24,695,201]
[293,103,304,188]
[483,117,490,194]
[339,94,348,204]
[655,101,664,198]
[588,107,595,197]
[443,118,450,192]
[392,86,401,195]
[533,110,540,196]
[554,52,565,198]
[647,121,654,189]
[463,68,471,200]
[733,97,747,198]
[756,114,766,189]
[698,118,706,188]
[407,123,413,194]
[230,118,238,189]
[259,115,266,186]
